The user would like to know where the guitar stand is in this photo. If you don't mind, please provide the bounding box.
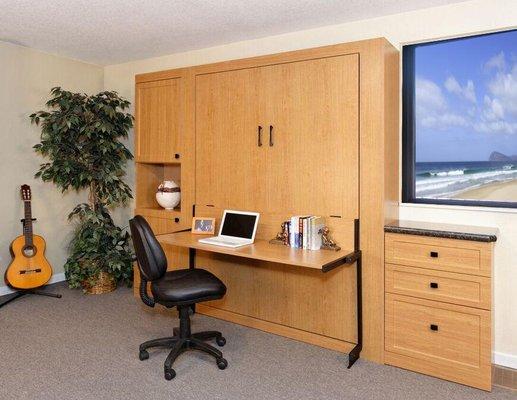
[0,289,62,309]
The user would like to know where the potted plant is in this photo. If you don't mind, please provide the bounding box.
[30,87,134,293]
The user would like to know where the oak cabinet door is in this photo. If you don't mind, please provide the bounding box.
[262,55,359,218]
[136,78,185,162]
[195,68,267,210]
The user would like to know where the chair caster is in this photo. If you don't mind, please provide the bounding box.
[139,350,149,361]
[164,368,176,380]
[217,357,228,370]
[216,336,226,347]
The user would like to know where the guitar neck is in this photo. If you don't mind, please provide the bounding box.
[23,200,33,247]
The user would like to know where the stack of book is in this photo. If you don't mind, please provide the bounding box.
[286,216,325,250]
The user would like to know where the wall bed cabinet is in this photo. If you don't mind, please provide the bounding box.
[134,38,400,363]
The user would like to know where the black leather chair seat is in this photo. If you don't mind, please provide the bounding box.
[151,269,226,306]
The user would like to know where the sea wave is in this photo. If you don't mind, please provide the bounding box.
[417,165,515,178]
[416,168,517,198]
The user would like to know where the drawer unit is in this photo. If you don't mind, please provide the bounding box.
[384,231,494,391]
[134,213,187,234]
[385,264,491,310]
[385,294,491,390]
[385,233,491,277]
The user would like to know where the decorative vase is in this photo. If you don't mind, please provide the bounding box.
[156,180,181,210]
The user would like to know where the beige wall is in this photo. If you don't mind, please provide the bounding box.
[104,0,517,367]
[0,41,104,291]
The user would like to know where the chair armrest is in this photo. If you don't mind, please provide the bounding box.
[139,277,155,308]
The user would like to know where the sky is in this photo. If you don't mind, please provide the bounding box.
[415,29,517,162]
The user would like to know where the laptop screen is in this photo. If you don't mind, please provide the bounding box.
[221,213,257,239]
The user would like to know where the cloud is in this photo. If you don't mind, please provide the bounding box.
[416,52,517,137]
[488,63,517,117]
[444,76,476,103]
[483,95,505,120]
[485,51,506,71]
[416,77,446,111]
[416,77,471,130]
[421,113,470,129]
[474,120,517,135]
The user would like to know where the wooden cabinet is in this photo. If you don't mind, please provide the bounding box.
[385,294,491,389]
[384,233,493,390]
[263,55,359,217]
[195,55,359,218]
[133,70,195,294]
[385,264,491,309]
[385,234,491,276]
[195,68,266,210]
[135,75,186,162]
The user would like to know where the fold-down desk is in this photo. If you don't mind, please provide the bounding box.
[156,225,363,368]
[156,231,359,272]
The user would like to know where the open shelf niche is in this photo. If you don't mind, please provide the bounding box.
[135,161,182,219]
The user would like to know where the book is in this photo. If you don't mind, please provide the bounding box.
[309,216,324,250]
[299,217,304,249]
[302,217,309,249]
[290,216,299,248]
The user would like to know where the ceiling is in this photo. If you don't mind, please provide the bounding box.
[0,0,469,65]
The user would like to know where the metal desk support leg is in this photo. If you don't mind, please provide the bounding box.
[347,252,362,368]
[347,218,362,368]
[189,247,196,314]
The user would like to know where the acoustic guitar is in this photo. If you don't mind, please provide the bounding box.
[5,185,53,290]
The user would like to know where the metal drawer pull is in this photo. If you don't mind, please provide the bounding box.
[269,125,274,146]
[257,126,263,147]
[430,324,439,331]
[430,282,439,289]
[430,251,439,258]
[174,218,180,223]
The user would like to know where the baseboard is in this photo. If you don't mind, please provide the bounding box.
[495,352,517,370]
[493,364,517,390]
[0,273,66,296]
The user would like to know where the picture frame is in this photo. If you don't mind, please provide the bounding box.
[191,217,216,235]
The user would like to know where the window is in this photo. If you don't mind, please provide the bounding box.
[403,29,517,208]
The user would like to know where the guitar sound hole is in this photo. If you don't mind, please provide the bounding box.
[22,245,37,258]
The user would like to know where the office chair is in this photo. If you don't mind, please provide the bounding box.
[129,215,228,380]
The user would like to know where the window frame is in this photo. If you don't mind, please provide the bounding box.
[402,32,517,209]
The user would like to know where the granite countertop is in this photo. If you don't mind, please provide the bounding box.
[384,220,498,243]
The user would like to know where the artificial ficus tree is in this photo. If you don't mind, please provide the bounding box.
[30,87,134,289]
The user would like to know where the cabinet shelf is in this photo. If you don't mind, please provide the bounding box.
[135,162,182,213]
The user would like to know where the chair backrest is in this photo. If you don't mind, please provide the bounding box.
[129,215,167,282]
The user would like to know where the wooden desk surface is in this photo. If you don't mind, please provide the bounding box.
[156,231,353,271]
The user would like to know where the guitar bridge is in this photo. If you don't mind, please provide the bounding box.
[19,268,42,275]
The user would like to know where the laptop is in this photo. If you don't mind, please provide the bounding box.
[198,210,260,248]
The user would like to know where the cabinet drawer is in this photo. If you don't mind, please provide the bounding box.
[134,213,186,235]
[385,294,491,390]
[385,233,492,277]
[386,264,491,309]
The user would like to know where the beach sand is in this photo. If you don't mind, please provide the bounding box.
[451,179,517,202]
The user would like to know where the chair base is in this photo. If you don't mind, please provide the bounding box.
[138,306,227,380]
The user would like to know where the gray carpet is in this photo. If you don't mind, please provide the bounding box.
[0,283,514,400]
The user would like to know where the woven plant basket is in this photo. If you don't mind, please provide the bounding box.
[82,271,116,295]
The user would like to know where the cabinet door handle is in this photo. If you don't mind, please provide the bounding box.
[430,251,439,258]
[257,126,263,147]
[430,282,439,289]
[430,324,439,331]
[269,125,274,146]
[174,218,180,223]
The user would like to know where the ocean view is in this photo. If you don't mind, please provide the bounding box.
[415,161,517,200]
